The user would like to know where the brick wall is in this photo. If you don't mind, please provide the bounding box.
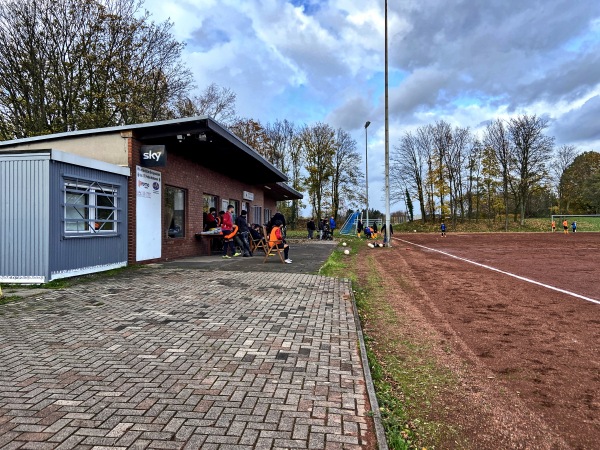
[128,138,277,264]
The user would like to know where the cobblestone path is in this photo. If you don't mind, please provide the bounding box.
[0,268,373,449]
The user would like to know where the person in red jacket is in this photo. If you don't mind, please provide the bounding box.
[221,205,240,258]
[203,207,218,231]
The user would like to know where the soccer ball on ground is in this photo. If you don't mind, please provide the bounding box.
[344,249,350,255]
[367,243,375,248]
[342,242,347,246]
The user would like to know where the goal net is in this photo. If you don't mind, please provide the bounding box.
[550,215,600,232]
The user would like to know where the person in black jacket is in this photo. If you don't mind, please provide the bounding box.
[307,218,316,239]
[235,210,252,256]
[382,222,394,244]
[271,211,287,238]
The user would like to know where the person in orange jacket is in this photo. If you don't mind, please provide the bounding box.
[562,219,568,234]
[269,220,292,263]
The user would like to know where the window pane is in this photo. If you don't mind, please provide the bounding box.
[203,194,216,213]
[96,194,115,231]
[65,192,89,231]
[253,206,262,226]
[166,186,186,238]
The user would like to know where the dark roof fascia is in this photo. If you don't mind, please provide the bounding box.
[265,182,303,200]
[204,119,287,182]
[0,116,288,182]
[0,116,212,147]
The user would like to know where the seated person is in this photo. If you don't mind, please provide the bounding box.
[204,207,218,230]
[250,224,262,241]
[364,225,372,239]
[269,220,292,264]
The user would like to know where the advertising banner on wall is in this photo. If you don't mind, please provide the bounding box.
[136,166,162,261]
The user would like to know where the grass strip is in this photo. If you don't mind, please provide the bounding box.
[321,236,460,449]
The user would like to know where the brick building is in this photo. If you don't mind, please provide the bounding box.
[0,116,301,273]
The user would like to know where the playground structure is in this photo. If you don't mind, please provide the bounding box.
[339,212,383,236]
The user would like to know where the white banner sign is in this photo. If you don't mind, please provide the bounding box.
[136,166,162,261]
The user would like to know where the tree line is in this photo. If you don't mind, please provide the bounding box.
[392,116,599,229]
[0,0,192,138]
[0,0,364,225]
[3,0,596,226]
[229,119,364,227]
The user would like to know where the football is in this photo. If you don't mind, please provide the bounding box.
[344,249,350,255]
[342,242,347,246]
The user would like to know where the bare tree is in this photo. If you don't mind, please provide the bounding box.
[175,83,237,125]
[507,115,554,225]
[466,139,483,221]
[0,0,192,139]
[229,117,270,157]
[264,119,303,226]
[484,119,512,230]
[330,128,363,222]
[431,120,452,219]
[392,130,428,222]
[444,126,471,225]
[480,145,501,223]
[288,134,305,223]
[264,119,296,175]
[551,144,578,213]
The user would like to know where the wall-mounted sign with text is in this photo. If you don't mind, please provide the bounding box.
[243,191,254,201]
[140,145,167,167]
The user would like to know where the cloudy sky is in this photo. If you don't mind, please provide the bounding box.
[144,0,600,211]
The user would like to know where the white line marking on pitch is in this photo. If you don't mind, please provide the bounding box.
[394,237,600,306]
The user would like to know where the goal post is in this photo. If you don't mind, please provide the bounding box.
[340,211,362,236]
[550,214,600,232]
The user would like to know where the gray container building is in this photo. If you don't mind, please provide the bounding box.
[0,149,130,283]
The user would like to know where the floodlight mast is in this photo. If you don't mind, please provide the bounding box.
[384,0,391,246]
[365,121,371,229]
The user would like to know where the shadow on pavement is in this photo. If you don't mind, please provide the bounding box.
[162,241,337,274]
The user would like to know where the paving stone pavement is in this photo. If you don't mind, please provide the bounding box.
[0,267,375,449]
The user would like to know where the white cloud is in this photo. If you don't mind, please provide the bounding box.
[141,0,600,209]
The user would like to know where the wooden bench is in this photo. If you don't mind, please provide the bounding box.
[195,232,223,256]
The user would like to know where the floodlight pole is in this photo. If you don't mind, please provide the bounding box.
[384,0,391,246]
[365,121,371,229]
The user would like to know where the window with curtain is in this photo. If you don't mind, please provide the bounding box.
[252,206,262,226]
